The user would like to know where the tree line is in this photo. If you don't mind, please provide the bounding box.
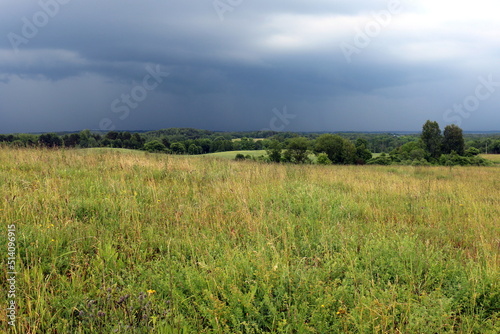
[0,124,498,166]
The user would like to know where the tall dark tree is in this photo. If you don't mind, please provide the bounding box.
[355,139,372,164]
[442,124,465,155]
[63,133,81,147]
[285,137,309,163]
[38,133,62,147]
[314,134,357,164]
[421,120,442,159]
[314,134,344,163]
[106,131,119,140]
[266,140,282,163]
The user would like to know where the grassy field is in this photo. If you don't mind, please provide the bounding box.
[201,150,267,159]
[481,154,500,164]
[1,147,499,333]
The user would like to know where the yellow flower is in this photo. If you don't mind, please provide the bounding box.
[321,305,325,308]
[336,308,347,315]
[51,239,55,242]
[147,289,156,295]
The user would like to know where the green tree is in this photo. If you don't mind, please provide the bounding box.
[106,131,119,140]
[266,140,282,163]
[285,137,309,163]
[421,120,442,159]
[314,134,356,164]
[442,124,465,155]
[355,139,372,164]
[63,133,81,147]
[38,133,62,147]
[341,140,357,164]
[314,134,344,163]
[188,144,202,155]
[144,140,166,153]
[170,142,186,154]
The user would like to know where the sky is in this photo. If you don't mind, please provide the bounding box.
[1,0,499,133]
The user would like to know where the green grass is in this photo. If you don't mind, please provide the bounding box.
[1,147,499,333]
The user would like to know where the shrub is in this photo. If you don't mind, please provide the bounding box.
[316,153,332,165]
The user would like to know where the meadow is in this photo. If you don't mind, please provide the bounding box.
[1,147,499,333]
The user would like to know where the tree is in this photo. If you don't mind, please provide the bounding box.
[314,134,344,163]
[106,131,119,140]
[38,133,62,147]
[355,139,372,164]
[144,140,166,153]
[170,142,186,154]
[314,134,356,164]
[442,124,465,155]
[266,140,282,163]
[239,137,255,150]
[421,120,442,159]
[63,133,81,147]
[188,144,202,155]
[341,140,357,164]
[285,137,309,163]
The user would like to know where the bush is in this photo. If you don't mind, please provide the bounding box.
[367,154,392,165]
[465,147,480,157]
[439,151,492,166]
[316,153,332,165]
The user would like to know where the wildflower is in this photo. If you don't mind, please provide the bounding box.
[147,289,156,295]
[321,305,325,308]
[336,308,347,315]
[51,239,55,242]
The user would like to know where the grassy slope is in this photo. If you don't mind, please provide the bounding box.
[481,154,500,164]
[1,147,499,333]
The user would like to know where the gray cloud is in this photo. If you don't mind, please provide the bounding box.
[1,0,499,133]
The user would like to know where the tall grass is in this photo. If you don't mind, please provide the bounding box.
[1,147,499,333]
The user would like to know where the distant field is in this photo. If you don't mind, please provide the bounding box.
[200,150,267,159]
[81,147,146,155]
[481,154,500,163]
[1,147,498,333]
[232,138,265,142]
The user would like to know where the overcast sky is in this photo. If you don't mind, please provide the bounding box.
[1,0,499,133]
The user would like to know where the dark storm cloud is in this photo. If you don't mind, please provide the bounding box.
[1,0,499,133]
